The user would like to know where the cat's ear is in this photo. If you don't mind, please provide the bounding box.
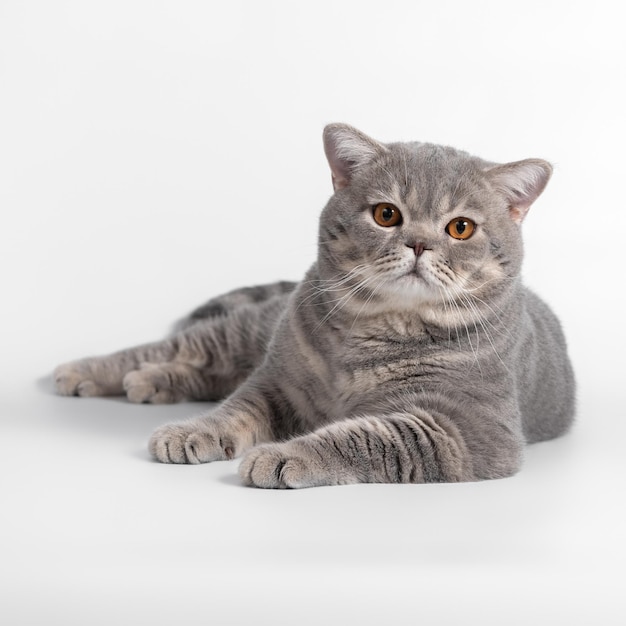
[485,159,553,224]
[323,123,387,191]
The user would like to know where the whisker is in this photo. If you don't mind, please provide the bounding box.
[451,285,511,374]
[436,284,454,351]
[349,271,393,333]
[440,284,481,372]
[313,273,380,331]
[297,266,370,312]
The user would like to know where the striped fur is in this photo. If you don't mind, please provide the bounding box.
[54,124,575,488]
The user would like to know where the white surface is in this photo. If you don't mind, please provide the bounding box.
[1,1,625,624]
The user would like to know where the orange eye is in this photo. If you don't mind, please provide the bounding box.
[373,203,402,227]
[446,217,476,240]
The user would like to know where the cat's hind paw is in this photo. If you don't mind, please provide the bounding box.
[54,362,105,397]
[123,364,183,404]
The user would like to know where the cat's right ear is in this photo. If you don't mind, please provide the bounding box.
[323,124,387,191]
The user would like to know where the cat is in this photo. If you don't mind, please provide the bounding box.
[54,123,576,488]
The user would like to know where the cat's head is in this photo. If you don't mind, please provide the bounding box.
[318,123,551,312]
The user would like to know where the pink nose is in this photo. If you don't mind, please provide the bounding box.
[406,242,426,257]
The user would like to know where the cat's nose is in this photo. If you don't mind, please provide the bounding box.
[406,242,427,257]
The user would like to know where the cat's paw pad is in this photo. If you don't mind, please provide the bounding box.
[239,443,324,489]
[123,365,182,404]
[148,420,234,464]
[54,363,104,397]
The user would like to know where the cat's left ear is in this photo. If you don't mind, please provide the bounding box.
[323,123,388,191]
[485,159,553,224]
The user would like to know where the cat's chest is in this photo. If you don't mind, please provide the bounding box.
[339,332,439,383]
[280,309,455,423]
[326,319,451,408]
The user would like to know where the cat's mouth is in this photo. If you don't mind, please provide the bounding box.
[398,261,445,294]
[405,268,423,281]
[400,265,435,290]
[404,263,428,282]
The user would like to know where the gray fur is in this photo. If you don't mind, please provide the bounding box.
[54,123,575,488]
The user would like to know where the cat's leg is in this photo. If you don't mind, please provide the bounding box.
[238,401,523,488]
[54,332,245,403]
[121,361,246,404]
[55,294,289,403]
[148,373,287,463]
[54,341,178,398]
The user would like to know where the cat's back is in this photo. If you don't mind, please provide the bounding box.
[515,287,576,443]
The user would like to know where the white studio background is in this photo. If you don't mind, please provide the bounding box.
[1,1,624,625]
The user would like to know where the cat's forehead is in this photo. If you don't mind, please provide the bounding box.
[369,141,487,211]
[391,142,482,182]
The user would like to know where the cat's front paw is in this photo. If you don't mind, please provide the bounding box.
[239,441,330,489]
[54,361,105,397]
[149,418,236,464]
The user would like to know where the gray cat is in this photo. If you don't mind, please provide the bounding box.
[54,123,575,488]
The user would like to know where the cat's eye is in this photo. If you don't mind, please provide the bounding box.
[446,217,476,240]
[373,203,402,227]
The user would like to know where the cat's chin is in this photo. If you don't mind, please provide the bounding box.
[383,275,441,308]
